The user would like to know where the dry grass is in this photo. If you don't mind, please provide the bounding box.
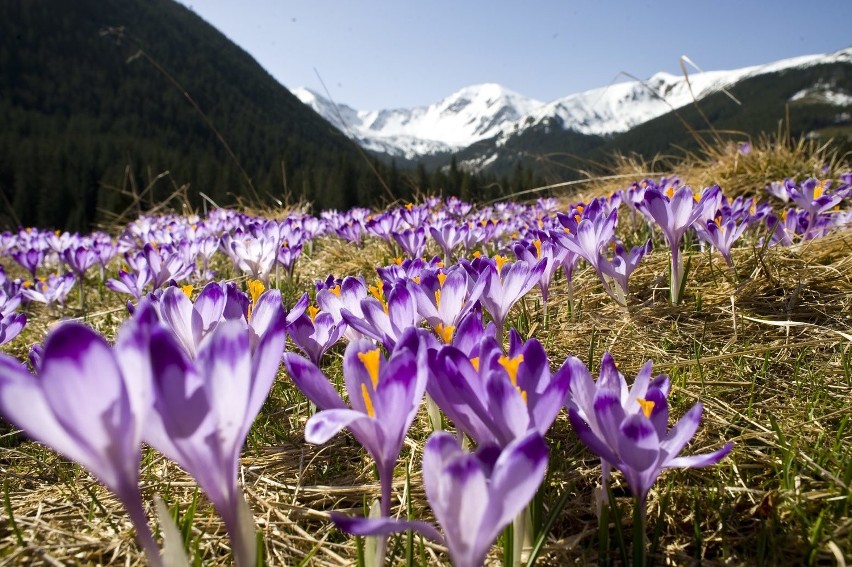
[1,139,851,566]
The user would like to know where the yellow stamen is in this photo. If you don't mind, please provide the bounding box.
[181,284,194,299]
[413,276,421,284]
[435,323,455,343]
[247,280,265,305]
[436,261,444,268]
[518,388,528,404]
[494,255,507,274]
[693,192,700,202]
[357,349,381,388]
[434,289,441,308]
[636,397,655,418]
[308,305,321,322]
[22,281,32,289]
[814,180,827,199]
[573,214,581,223]
[563,227,571,234]
[330,284,341,297]
[437,273,447,287]
[405,203,414,211]
[498,354,525,386]
[576,204,585,213]
[368,280,385,302]
[470,357,480,372]
[361,383,376,418]
[665,187,675,199]
[472,251,482,258]
[54,230,61,236]
[394,257,403,266]
[533,239,542,259]
[714,214,723,227]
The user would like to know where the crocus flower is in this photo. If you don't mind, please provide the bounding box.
[392,226,427,259]
[597,239,653,306]
[11,247,44,278]
[642,186,718,304]
[0,312,26,346]
[341,280,421,350]
[282,329,428,519]
[0,321,163,566]
[317,276,368,342]
[61,245,98,279]
[106,264,154,301]
[153,282,228,357]
[332,430,549,567]
[139,299,287,567]
[427,329,571,447]
[478,256,545,337]
[411,265,485,344]
[513,233,567,305]
[288,306,346,366]
[430,221,469,262]
[221,232,277,283]
[19,272,77,309]
[142,242,194,289]
[565,352,733,505]
[696,216,749,268]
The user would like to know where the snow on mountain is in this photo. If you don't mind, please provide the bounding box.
[293,47,852,159]
[506,47,852,139]
[294,84,542,159]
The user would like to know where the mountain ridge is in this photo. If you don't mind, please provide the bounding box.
[295,47,852,161]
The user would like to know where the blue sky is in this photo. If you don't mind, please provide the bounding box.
[178,0,852,110]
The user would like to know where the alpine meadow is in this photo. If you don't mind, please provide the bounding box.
[0,1,850,566]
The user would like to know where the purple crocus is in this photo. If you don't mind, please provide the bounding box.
[787,178,850,238]
[341,280,421,350]
[282,329,428,519]
[696,216,749,268]
[106,264,154,302]
[316,276,368,342]
[427,329,571,447]
[411,265,485,344]
[11,247,44,279]
[0,312,26,346]
[332,430,549,567]
[597,239,653,306]
[513,234,567,305]
[430,221,469,262]
[61,245,98,279]
[565,352,733,505]
[0,321,163,566]
[478,256,546,337]
[19,273,77,309]
[392,226,427,259]
[153,282,228,356]
[642,186,719,304]
[139,299,287,567]
[288,306,346,366]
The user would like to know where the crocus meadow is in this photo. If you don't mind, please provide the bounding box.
[0,173,848,565]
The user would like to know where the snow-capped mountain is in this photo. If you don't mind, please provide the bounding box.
[293,83,542,158]
[294,47,852,160]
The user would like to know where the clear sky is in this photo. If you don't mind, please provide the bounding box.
[177,0,852,110]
